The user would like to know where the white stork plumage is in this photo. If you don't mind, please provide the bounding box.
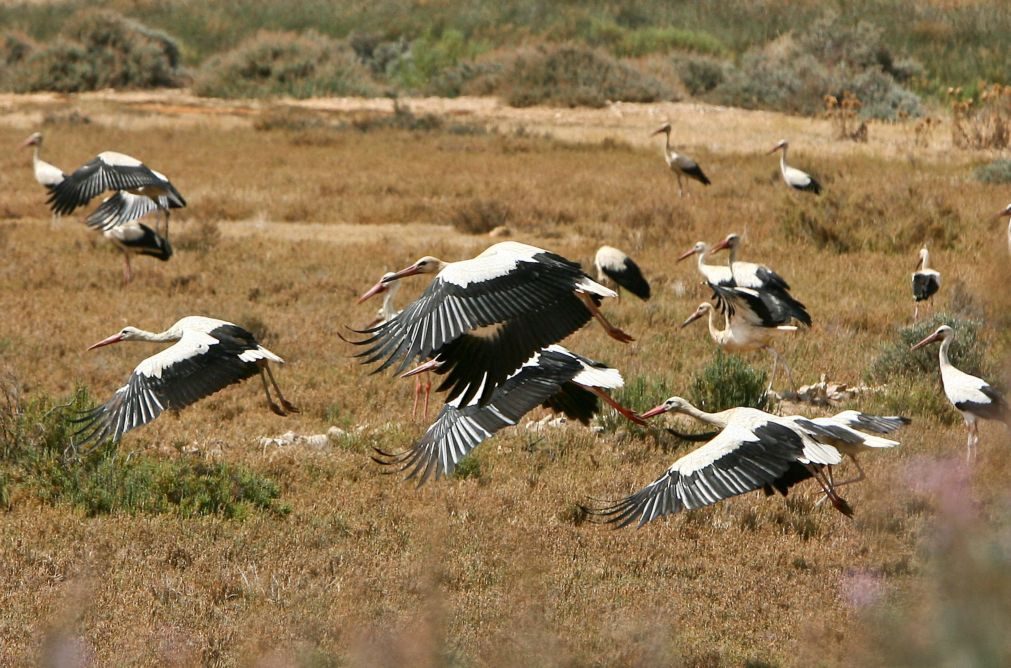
[374,345,643,485]
[911,325,1009,462]
[911,247,941,321]
[72,316,296,448]
[651,122,711,197]
[594,245,651,300]
[997,204,1011,257]
[349,242,633,410]
[20,132,66,225]
[590,396,850,527]
[677,240,735,288]
[85,190,174,284]
[47,150,186,238]
[709,233,795,294]
[769,140,821,194]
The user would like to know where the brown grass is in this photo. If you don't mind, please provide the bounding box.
[1,92,1010,666]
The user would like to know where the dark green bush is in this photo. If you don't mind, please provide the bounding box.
[867,313,989,384]
[688,351,769,413]
[677,56,727,96]
[194,30,377,99]
[502,45,675,108]
[974,159,1011,184]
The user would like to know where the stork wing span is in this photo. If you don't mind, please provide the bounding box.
[48,152,174,215]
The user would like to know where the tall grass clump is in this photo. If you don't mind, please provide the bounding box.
[974,159,1011,185]
[688,352,769,413]
[502,45,675,108]
[6,10,182,93]
[949,83,1011,150]
[0,381,287,518]
[193,30,377,99]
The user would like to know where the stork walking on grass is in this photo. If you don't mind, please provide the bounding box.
[594,246,651,300]
[20,132,65,225]
[588,396,850,527]
[47,150,186,238]
[769,140,821,194]
[912,248,941,321]
[348,242,633,412]
[72,316,296,448]
[374,345,643,485]
[651,122,711,197]
[911,325,1009,462]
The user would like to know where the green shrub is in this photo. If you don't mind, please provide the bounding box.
[390,28,487,92]
[677,56,727,96]
[866,313,989,384]
[974,159,1011,184]
[502,45,675,108]
[194,30,377,99]
[688,351,769,413]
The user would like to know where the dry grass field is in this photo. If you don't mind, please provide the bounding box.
[1,92,1010,666]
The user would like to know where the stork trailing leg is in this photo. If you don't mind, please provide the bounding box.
[264,364,298,414]
[577,291,634,343]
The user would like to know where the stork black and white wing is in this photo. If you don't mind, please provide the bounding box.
[709,283,812,328]
[86,190,182,232]
[48,152,185,215]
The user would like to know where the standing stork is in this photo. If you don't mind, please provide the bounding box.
[677,241,733,287]
[911,325,1009,462]
[651,122,711,197]
[912,247,941,321]
[72,316,296,448]
[588,396,850,527]
[708,233,795,293]
[20,132,66,225]
[47,150,186,238]
[348,242,633,411]
[373,345,644,485]
[594,245,651,300]
[769,140,821,194]
[997,204,1011,257]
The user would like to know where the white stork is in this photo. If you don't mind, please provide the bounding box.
[72,316,296,448]
[769,140,821,194]
[594,245,651,300]
[349,242,633,410]
[677,241,733,287]
[911,325,1009,462]
[681,301,797,390]
[911,247,941,321]
[997,204,1011,257]
[590,396,849,527]
[374,345,644,485]
[47,150,186,238]
[651,122,711,197]
[86,191,175,284]
[20,132,66,225]
[709,233,795,294]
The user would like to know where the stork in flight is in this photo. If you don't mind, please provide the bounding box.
[911,325,1009,462]
[47,150,186,238]
[20,132,65,225]
[769,140,821,194]
[348,242,633,411]
[72,316,296,448]
[374,345,644,485]
[651,122,711,197]
[87,191,174,284]
[594,246,651,300]
[912,247,941,321]
[589,396,851,527]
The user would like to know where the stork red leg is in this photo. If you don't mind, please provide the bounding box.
[577,291,634,343]
[265,364,298,413]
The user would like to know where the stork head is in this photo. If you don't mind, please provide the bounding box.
[709,233,741,255]
[768,139,789,154]
[639,395,694,420]
[87,326,145,350]
[385,256,445,282]
[676,241,708,262]
[680,303,713,329]
[651,122,672,137]
[915,247,929,270]
[357,271,397,304]
[996,203,1011,219]
[910,325,953,352]
[20,132,42,149]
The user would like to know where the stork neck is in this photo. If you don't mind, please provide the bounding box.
[676,402,730,428]
[381,283,399,320]
[705,307,725,340]
[663,129,672,155]
[779,149,788,174]
[920,250,931,271]
[937,335,953,369]
[696,248,717,273]
[31,145,41,166]
[136,327,182,343]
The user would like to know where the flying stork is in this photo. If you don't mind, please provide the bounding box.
[373,345,644,485]
[86,191,174,284]
[589,396,850,527]
[348,242,633,410]
[72,316,296,448]
[594,246,651,300]
[769,140,821,194]
[651,122,711,197]
[47,150,186,238]
[911,325,1009,462]
[20,132,65,225]
[911,247,941,321]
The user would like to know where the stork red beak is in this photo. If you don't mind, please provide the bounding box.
[709,237,731,254]
[356,280,388,304]
[997,208,1011,219]
[676,246,698,262]
[914,257,924,271]
[400,358,443,378]
[19,136,35,148]
[638,404,670,420]
[910,331,941,351]
[681,309,706,328]
[384,264,422,282]
[87,333,124,350]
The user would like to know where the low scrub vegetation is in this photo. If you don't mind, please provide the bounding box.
[688,351,770,413]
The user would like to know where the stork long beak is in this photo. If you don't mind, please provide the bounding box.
[638,404,670,420]
[87,333,124,350]
[910,331,941,351]
[356,280,388,304]
[996,208,1011,219]
[676,246,698,262]
[681,309,706,328]
[19,137,35,148]
[400,358,443,378]
[709,237,732,254]
[383,264,422,283]
[914,257,924,271]
[766,146,780,155]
